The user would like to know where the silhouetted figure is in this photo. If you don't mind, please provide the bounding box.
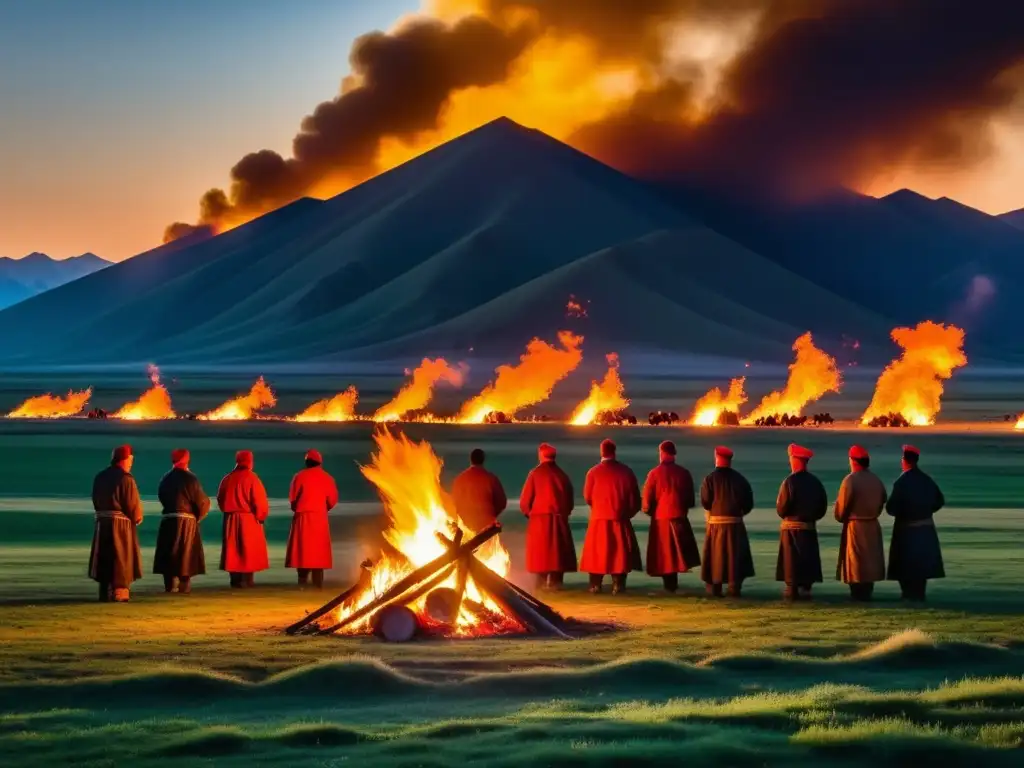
[886,445,945,601]
[90,445,143,602]
[153,448,209,594]
[775,444,827,600]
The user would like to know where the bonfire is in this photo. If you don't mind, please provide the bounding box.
[373,359,465,422]
[295,385,359,423]
[7,388,92,419]
[289,430,572,641]
[742,333,840,424]
[690,377,747,427]
[569,353,629,426]
[199,377,276,420]
[113,365,175,420]
[861,321,967,426]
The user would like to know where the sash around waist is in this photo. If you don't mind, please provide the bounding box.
[845,517,880,522]
[707,515,745,525]
[900,518,935,529]
[780,519,816,531]
[160,512,198,519]
[94,510,129,520]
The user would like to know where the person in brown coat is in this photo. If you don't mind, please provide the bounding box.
[775,444,828,600]
[452,449,507,533]
[217,449,270,588]
[642,440,700,593]
[700,446,755,597]
[835,445,887,601]
[153,448,210,594]
[89,444,144,602]
[579,439,642,594]
[520,443,577,590]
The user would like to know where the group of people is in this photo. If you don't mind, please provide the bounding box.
[87,438,946,604]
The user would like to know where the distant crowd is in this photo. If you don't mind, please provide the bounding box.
[88,439,944,604]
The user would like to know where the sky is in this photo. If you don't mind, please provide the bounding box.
[1,0,1023,261]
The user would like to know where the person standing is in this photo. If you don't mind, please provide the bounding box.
[89,444,144,602]
[452,448,507,533]
[886,445,945,601]
[580,439,642,594]
[700,446,755,597]
[153,448,210,594]
[775,444,827,600]
[217,449,270,588]
[520,443,577,590]
[285,449,339,589]
[642,440,700,593]
[834,445,887,601]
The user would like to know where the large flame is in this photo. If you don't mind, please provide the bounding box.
[690,377,747,427]
[741,333,841,423]
[198,377,277,421]
[455,331,584,423]
[1016,414,1024,430]
[860,322,967,427]
[374,359,466,422]
[333,429,518,635]
[295,385,360,423]
[7,388,92,419]
[569,353,629,426]
[113,365,175,421]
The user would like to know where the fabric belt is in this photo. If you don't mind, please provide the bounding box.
[94,510,127,520]
[162,513,196,519]
[780,519,815,531]
[902,518,934,529]
[846,517,878,522]
[707,516,743,525]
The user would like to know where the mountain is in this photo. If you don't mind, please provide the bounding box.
[0,118,1012,369]
[0,252,110,310]
[999,207,1024,230]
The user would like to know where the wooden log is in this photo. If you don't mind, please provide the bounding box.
[393,564,455,609]
[495,575,567,626]
[317,524,500,635]
[468,559,573,640]
[372,605,419,642]
[285,568,370,635]
[424,587,459,624]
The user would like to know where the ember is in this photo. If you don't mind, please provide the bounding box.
[113,365,175,420]
[690,377,747,427]
[199,376,276,421]
[569,353,629,426]
[373,359,465,422]
[861,322,967,426]
[742,333,840,424]
[456,332,583,424]
[7,388,92,419]
[295,385,359,423]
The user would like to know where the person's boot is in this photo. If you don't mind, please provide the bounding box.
[535,574,547,591]
[705,583,723,597]
[548,573,564,591]
[611,575,626,595]
[297,569,309,587]
[245,573,255,588]
[662,574,679,593]
[727,581,742,598]
[588,574,603,594]
[799,585,813,601]
[163,575,176,593]
[312,569,324,590]
[178,576,191,595]
[229,573,241,588]
[783,584,797,601]
[98,582,112,602]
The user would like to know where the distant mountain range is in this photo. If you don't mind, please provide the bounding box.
[999,207,1024,230]
[0,252,110,310]
[0,118,1019,370]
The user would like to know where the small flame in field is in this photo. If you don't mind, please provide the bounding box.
[374,359,465,422]
[113,365,175,420]
[742,333,840,423]
[331,429,517,635]
[690,377,747,427]
[199,377,276,421]
[456,331,584,423]
[569,353,629,426]
[294,385,359,423]
[7,388,92,419]
[1014,414,1023,430]
[860,321,967,426]
[566,295,589,318]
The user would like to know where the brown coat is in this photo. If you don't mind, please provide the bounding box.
[153,467,210,578]
[834,469,887,584]
[89,465,144,587]
[452,466,507,533]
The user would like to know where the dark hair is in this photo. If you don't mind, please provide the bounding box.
[902,450,919,466]
[305,458,321,469]
[470,448,486,466]
[853,456,870,469]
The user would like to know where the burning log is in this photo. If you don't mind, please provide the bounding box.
[87,407,109,420]
[285,565,371,635]
[483,411,513,424]
[372,605,419,642]
[568,353,629,426]
[866,412,911,428]
[648,411,680,426]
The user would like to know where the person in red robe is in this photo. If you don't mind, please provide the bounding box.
[580,439,642,594]
[89,445,143,602]
[285,449,338,589]
[217,449,270,588]
[520,442,577,590]
[452,448,507,533]
[642,440,700,593]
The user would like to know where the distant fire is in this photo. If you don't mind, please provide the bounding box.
[456,332,583,424]
[295,385,359,423]
[374,359,465,422]
[7,388,92,419]
[691,377,747,427]
[742,333,840,424]
[566,295,589,318]
[569,353,629,426]
[861,321,967,426]
[113,365,175,421]
[199,376,276,421]
[1015,414,1023,430]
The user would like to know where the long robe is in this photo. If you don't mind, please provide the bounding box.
[217,467,270,573]
[775,469,827,585]
[579,459,642,575]
[89,465,144,588]
[886,467,945,582]
[642,461,700,575]
[520,460,577,574]
[452,466,507,533]
[285,466,339,569]
[834,469,887,584]
[153,468,210,578]
[700,467,755,584]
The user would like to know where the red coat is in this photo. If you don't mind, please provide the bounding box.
[452,466,507,533]
[285,466,338,569]
[520,460,577,574]
[217,467,270,573]
[642,461,701,575]
[579,459,642,575]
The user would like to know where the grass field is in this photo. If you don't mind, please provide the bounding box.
[2,375,1024,766]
